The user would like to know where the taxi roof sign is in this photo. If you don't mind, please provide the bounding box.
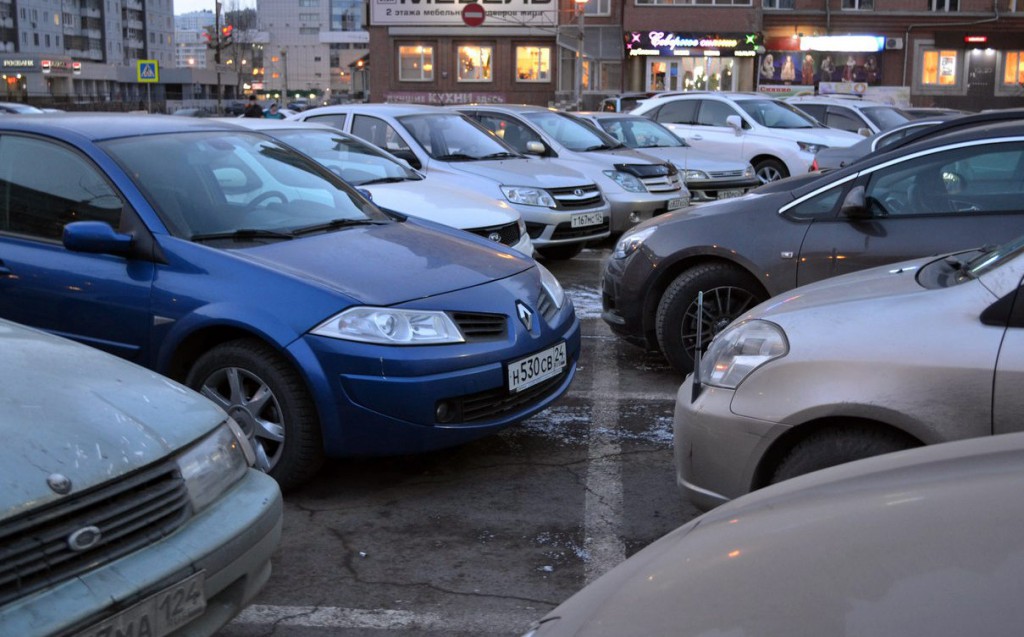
[137,60,159,83]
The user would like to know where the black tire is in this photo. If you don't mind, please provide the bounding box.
[655,263,765,375]
[537,242,585,260]
[186,338,325,491]
[771,426,917,484]
[753,158,788,184]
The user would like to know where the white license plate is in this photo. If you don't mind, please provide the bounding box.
[667,197,687,210]
[570,211,604,228]
[76,571,206,637]
[718,189,744,199]
[507,342,567,393]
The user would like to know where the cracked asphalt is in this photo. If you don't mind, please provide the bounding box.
[217,242,702,636]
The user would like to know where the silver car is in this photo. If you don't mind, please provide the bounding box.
[675,235,1024,510]
[524,431,1024,637]
[291,104,611,260]
[574,111,760,203]
[457,104,689,234]
[0,318,282,635]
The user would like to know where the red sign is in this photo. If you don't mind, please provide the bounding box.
[964,35,988,44]
[462,3,485,27]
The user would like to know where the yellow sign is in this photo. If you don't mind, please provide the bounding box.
[137,60,159,83]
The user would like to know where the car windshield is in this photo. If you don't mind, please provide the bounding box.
[102,131,385,241]
[738,99,819,129]
[396,113,513,161]
[523,110,620,151]
[596,117,683,149]
[861,106,911,131]
[271,128,421,185]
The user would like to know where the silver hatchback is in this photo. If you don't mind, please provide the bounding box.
[675,235,1024,510]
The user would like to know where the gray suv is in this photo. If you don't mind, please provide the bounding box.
[602,117,1024,374]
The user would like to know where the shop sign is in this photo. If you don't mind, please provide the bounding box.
[41,59,74,75]
[384,91,505,105]
[2,59,36,71]
[759,49,882,87]
[371,0,555,27]
[626,32,761,57]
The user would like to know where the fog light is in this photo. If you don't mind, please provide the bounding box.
[629,211,641,223]
[436,401,453,423]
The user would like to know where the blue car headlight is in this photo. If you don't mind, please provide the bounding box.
[312,307,465,344]
[176,419,254,512]
[603,170,648,193]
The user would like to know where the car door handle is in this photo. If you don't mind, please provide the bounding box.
[691,135,703,141]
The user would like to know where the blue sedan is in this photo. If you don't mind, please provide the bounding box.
[0,114,580,489]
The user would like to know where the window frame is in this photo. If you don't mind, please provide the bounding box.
[456,44,494,83]
[398,44,434,82]
[914,41,965,95]
[515,45,552,83]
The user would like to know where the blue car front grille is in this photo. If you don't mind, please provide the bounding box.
[0,461,191,607]
[452,312,507,340]
[437,361,571,424]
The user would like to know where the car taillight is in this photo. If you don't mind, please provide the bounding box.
[809,158,818,172]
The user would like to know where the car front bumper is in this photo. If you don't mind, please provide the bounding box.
[2,469,282,636]
[674,375,785,511]
[519,202,612,249]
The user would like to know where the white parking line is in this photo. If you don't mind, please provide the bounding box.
[582,330,626,584]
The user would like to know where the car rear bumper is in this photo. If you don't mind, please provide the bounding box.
[2,469,283,636]
[606,192,688,234]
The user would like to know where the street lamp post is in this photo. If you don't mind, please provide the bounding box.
[573,0,589,111]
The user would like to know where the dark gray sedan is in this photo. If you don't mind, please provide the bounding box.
[602,116,1024,374]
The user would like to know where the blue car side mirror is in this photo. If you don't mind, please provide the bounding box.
[63,221,133,255]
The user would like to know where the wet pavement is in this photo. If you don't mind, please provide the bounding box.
[218,242,702,636]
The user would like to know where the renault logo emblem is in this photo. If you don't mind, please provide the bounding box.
[516,301,533,330]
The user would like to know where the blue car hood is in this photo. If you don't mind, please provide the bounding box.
[237,220,534,306]
[0,320,226,519]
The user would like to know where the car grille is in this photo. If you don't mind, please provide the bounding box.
[707,169,748,179]
[466,221,521,248]
[452,312,507,340]
[548,185,604,210]
[437,362,572,424]
[550,218,610,241]
[639,171,684,194]
[0,461,191,607]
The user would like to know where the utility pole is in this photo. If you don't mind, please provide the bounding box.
[215,0,222,113]
[573,0,589,110]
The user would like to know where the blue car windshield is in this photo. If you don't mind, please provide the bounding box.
[102,131,386,240]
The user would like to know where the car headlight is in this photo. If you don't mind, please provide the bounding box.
[700,319,788,389]
[177,419,254,512]
[613,225,656,259]
[311,307,465,344]
[683,169,710,181]
[797,141,828,154]
[537,262,565,309]
[603,170,648,193]
[501,185,557,208]
[743,165,756,179]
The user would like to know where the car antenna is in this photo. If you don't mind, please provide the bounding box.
[691,291,703,402]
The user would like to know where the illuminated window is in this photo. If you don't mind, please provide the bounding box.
[841,0,872,8]
[921,49,958,86]
[457,45,492,82]
[516,46,551,82]
[1004,51,1024,86]
[399,45,433,81]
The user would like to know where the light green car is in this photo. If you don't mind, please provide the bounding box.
[0,318,282,636]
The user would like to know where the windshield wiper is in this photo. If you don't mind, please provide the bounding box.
[433,153,477,161]
[291,218,385,236]
[582,144,619,151]
[478,152,520,159]
[191,228,294,242]
[360,176,412,185]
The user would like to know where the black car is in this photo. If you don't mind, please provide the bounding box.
[602,117,1024,374]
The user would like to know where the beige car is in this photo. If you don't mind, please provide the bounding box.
[675,235,1024,510]
[523,431,1024,636]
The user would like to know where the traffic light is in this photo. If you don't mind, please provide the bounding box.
[220,25,233,45]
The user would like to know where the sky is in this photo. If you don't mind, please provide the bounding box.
[174,0,255,16]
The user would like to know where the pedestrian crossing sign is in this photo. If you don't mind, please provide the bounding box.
[137,60,159,83]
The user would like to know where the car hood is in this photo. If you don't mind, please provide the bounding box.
[0,320,225,519]
[757,125,862,147]
[364,177,519,230]
[237,219,533,306]
[629,146,751,173]
[533,432,1024,636]
[563,146,667,168]
[442,156,591,188]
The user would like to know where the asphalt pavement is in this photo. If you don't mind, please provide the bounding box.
[217,242,701,636]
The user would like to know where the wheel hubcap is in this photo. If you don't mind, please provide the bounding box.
[681,286,760,362]
[200,366,284,473]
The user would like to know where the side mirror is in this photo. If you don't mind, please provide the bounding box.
[389,149,422,170]
[726,115,743,133]
[524,140,546,155]
[839,185,871,219]
[63,221,133,255]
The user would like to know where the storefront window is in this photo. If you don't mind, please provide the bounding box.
[399,45,433,81]
[516,46,551,82]
[1003,51,1024,86]
[458,45,492,82]
[921,49,958,86]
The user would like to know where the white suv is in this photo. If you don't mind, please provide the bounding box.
[785,95,912,136]
[631,92,862,183]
